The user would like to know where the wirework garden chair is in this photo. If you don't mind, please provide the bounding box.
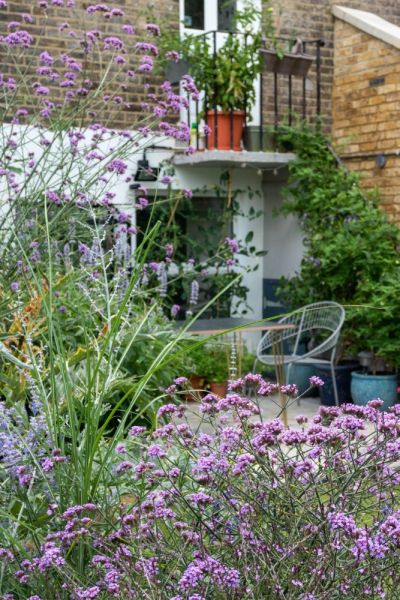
[255,301,345,406]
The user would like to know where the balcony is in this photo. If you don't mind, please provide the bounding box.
[171,31,325,167]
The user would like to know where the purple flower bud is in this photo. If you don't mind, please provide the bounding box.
[166,50,180,62]
[189,280,199,305]
[225,237,239,253]
[171,304,180,318]
[122,24,135,34]
[146,23,160,36]
[107,158,127,174]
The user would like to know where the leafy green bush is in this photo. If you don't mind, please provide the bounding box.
[277,125,400,365]
[184,341,230,383]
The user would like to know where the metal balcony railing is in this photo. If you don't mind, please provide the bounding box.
[178,31,325,153]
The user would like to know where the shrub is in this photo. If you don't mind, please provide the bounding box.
[276,126,400,362]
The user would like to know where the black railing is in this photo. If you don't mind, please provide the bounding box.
[180,32,325,153]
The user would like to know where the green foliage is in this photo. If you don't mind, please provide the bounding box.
[240,346,257,374]
[158,5,264,112]
[276,125,400,367]
[184,340,257,383]
[185,341,230,383]
[351,272,400,371]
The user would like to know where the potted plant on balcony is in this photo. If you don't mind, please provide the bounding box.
[262,37,315,77]
[201,25,263,151]
[158,6,263,150]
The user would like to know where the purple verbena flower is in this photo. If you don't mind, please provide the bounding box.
[146,23,160,36]
[309,375,324,387]
[107,158,127,174]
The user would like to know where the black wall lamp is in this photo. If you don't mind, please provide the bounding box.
[134,150,159,182]
[375,153,387,169]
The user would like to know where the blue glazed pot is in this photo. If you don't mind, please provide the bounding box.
[351,371,398,411]
[315,361,359,406]
[285,363,322,396]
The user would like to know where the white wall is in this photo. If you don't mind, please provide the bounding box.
[263,181,303,280]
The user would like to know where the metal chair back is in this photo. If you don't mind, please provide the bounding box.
[257,301,345,365]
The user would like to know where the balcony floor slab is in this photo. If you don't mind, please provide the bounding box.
[173,150,296,169]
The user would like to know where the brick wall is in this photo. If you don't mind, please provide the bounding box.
[263,0,400,131]
[0,0,179,130]
[332,18,400,222]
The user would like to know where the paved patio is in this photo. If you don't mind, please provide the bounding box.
[184,394,322,431]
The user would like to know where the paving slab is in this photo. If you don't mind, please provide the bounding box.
[184,394,322,432]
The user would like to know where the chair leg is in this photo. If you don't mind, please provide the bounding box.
[331,361,339,406]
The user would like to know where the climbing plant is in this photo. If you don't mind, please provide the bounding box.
[136,171,265,318]
[276,125,400,359]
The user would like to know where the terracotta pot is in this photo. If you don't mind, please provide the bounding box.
[190,375,204,390]
[209,381,227,397]
[206,110,245,151]
[184,375,204,402]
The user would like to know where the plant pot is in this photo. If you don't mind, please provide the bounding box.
[262,49,314,77]
[190,375,204,390]
[285,363,322,397]
[205,110,245,151]
[315,361,360,406]
[243,126,276,152]
[185,375,204,401]
[209,381,227,397]
[351,371,398,411]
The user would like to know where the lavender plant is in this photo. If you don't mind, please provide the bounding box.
[0,0,233,588]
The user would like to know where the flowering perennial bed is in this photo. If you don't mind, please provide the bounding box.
[0,1,398,598]
[2,374,400,598]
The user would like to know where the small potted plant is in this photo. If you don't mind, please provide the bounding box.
[349,275,400,410]
[262,37,314,77]
[158,6,263,151]
[186,342,229,397]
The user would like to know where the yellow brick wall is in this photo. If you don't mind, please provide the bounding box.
[264,0,400,131]
[332,19,400,222]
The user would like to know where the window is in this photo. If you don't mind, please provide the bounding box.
[218,0,236,32]
[135,195,234,317]
[184,0,204,30]
[136,195,231,261]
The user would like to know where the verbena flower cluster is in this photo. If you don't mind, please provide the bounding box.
[2,373,400,598]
